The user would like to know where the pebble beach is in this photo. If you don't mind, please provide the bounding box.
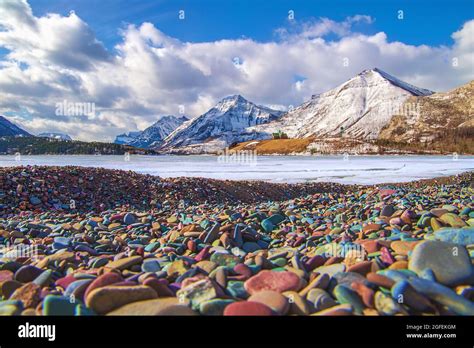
[1,166,473,316]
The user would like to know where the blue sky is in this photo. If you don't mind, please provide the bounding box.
[29,0,473,48]
[0,0,472,140]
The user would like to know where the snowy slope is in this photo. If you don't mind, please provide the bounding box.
[114,115,188,148]
[253,68,433,140]
[160,95,283,152]
[114,131,141,145]
[0,116,31,137]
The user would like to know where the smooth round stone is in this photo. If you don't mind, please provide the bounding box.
[283,291,310,315]
[105,256,142,271]
[199,299,235,315]
[107,298,195,316]
[91,258,109,269]
[299,273,330,297]
[244,270,301,295]
[409,241,473,286]
[304,255,325,271]
[351,282,375,308]
[33,269,53,287]
[381,205,395,217]
[166,259,188,277]
[144,242,160,252]
[64,279,93,301]
[391,241,419,255]
[56,275,78,290]
[123,213,137,225]
[226,280,249,299]
[84,272,123,300]
[195,261,218,274]
[306,288,337,312]
[1,280,22,298]
[391,280,433,313]
[347,261,372,276]
[14,265,44,283]
[439,213,467,228]
[223,301,273,316]
[314,263,345,277]
[242,242,261,253]
[374,291,405,315]
[433,227,474,245]
[366,273,395,289]
[248,290,289,315]
[232,263,252,280]
[43,295,76,315]
[10,283,41,309]
[210,253,241,267]
[333,285,365,315]
[141,259,161,273]
[86,285,157,314]
[389,261,408,270]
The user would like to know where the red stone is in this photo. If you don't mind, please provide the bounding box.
[366,272,395,289]
[230,263,252,281]
[84,272,123,300]
[244,270,301,295]
[304,255,326,271]
[358,240,381,254]
[223,301,273,316]
[55,275,77,290]
[347,261,373,276]
[351,282,375,308]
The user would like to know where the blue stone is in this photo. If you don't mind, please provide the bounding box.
[242,242,261,253]
[43,295,76,315]
[64,279,92,299]
[141,259,161,273]
[226,281,249,299]
[123,213,137,225]
[407,277,474,315]
[433,227,474,245]
[33,269,53,287]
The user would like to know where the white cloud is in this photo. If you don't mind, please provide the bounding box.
[0,0,472,141]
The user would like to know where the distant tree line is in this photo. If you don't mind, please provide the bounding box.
[0,136,155,155]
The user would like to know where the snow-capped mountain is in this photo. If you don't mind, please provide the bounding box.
[160,95,284,152]
[0,116,31,137]
[114,131,142,145]
[254,68,433,140]
[38,132,72,141]
[114,115,188,148]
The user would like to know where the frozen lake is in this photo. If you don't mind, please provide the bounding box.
[0,154,472,185]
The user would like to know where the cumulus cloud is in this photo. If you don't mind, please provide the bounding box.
[0,0,472,141]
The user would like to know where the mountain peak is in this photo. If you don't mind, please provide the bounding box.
[114,115,188,148]
[213,94,251,113]
[356,68,433,96]
[0,115,31,137]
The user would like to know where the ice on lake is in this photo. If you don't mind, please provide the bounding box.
[0,154,472,185]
